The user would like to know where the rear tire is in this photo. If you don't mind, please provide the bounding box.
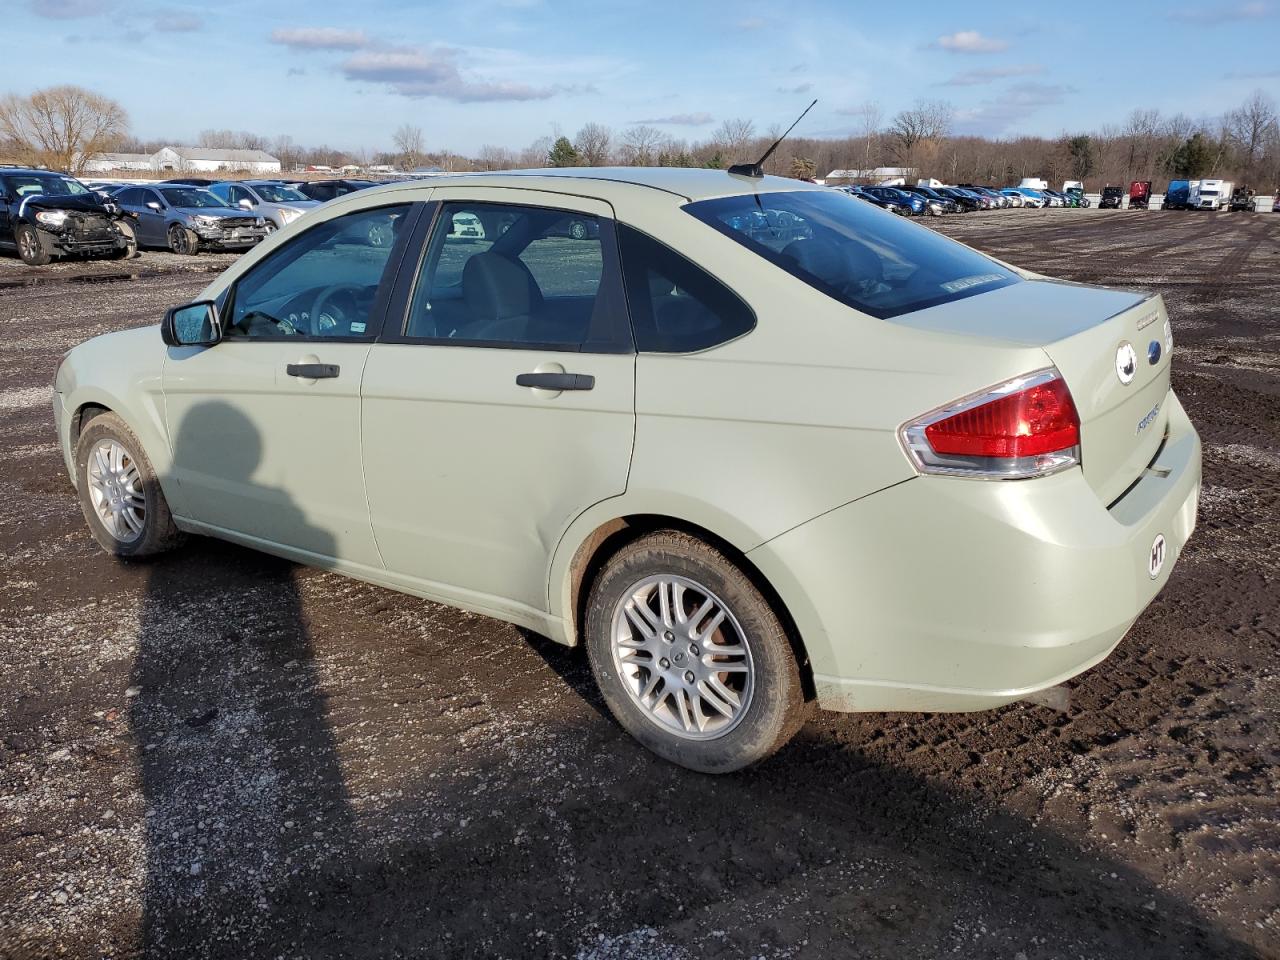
[75,412,184,558]
[584,530,808,773]
[16,225,50,266]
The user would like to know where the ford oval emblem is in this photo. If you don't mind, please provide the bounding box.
[1148,340,1162,365]
[1115,341,1138,385]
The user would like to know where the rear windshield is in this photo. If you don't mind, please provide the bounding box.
[685,190,1019,319]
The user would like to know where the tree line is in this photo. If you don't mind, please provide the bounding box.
[3,84,1278,190]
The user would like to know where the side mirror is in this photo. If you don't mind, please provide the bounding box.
[238,198,255,210]
[161,300,221,348]
[146,201,162,211]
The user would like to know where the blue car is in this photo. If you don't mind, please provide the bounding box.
[1012,187,1049,208]
[863,186,927,216]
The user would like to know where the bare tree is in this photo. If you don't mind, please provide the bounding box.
[1225,89,1279,175]
[714,118,756,158]
[392,124,426,171]
[476,144,517,171]
[848,101,883,172]
[198,129,268,151]
[889,99,953,169]
[890,100,952,158]
[619,125,664,166]
[0,85,128,174]
[574,122,613,166]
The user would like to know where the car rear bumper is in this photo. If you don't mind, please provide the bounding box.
[748,391,1201,713]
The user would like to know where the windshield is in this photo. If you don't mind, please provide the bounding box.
[686,190,1020,320]
[252,183,308,203]
[160,187,225,208]
[5,174,92,198]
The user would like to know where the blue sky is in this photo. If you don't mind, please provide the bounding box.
[10,0,1280,154]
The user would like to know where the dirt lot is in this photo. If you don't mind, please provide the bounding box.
[0,210,1277,959]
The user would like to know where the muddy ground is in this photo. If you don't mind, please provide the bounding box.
[0,210,1277,959]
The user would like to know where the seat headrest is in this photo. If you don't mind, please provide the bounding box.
[463,252,542,323]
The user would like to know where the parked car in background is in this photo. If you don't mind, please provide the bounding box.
[863,186,927,216]
[1128,181,1153,209]
[835,185,893,210]
[293,179,382,202]
[959,185,1009,208]
[1228,186,1254,211]
[998,189,1039,207]
[0,167,135,265]
[1164,180,1191,210]
[53,167,1201,773]
[1099,185,1123,209]
[899,184,959,214]
[1064,186,1090,208]
[937,186,982,211]
[1274,195,1280,213]
[162,177,218,187]
[112,184,269,255]
[207,180,319,231]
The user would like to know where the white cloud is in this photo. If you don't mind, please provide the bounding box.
[933,30,1009,54]
[952,81,1074,135]
[28,0,113,18]
[1173,1,1271,21]
[154,11,201,32]
[341,48,554,101]
[941,64,1043,86]
[270,27,370,51]
[630,112,714,125]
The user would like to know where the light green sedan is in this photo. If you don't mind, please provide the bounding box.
[52,169,1201,772]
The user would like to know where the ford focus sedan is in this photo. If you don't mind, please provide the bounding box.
[52,169,1201,773]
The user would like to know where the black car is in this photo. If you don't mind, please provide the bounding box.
[162,177,219,187]
[899,184,959,214]
[1099,185,1123,209]
[935,187,981,212]
[293,178,382,202]
[0,167,135,266]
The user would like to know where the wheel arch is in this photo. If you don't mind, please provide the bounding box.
[556,512,816,701]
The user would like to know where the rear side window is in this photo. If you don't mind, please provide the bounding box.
[617,225,754,353]
[685,190,1019,320]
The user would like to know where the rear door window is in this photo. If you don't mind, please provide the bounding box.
[686,190,1020,320]
[617,225,755,353]
[401,202,629,352]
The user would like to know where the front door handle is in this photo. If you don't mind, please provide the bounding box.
[516,372,595,391]
[286,362,340,379]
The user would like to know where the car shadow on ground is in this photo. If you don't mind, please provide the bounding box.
[127,554,1265,959]
[123,406,1261,960]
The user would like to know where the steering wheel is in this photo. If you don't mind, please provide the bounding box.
[309,284,364,335]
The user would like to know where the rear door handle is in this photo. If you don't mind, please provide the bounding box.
[286,362,340,379]
[516,372,595,391]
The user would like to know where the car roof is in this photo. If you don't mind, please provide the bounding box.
[362,167,827,204]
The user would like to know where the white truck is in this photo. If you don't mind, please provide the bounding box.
[1190,179,1233,211]
[1019,177,1049,190]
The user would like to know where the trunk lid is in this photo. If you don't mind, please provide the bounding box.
[893,279,1172,504]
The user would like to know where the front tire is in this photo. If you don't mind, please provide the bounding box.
[585,530,808,773]
[168,224,199,256]
[75,412,183,558]
[16,225,50,266]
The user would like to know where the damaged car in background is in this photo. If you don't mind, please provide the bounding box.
[111,184,269,255]
[0,167,137,266]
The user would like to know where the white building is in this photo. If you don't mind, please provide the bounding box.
[83,152,154,172]
[823,167,917,184]
[151,146,281,174]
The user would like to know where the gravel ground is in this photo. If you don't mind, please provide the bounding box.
[0,210,1277,960]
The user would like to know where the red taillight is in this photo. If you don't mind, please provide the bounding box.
[900,369,1082,479]
[924,376,1079,458]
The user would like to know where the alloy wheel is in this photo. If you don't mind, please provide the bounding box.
[610,574,754,740]
[86,439,145,543]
